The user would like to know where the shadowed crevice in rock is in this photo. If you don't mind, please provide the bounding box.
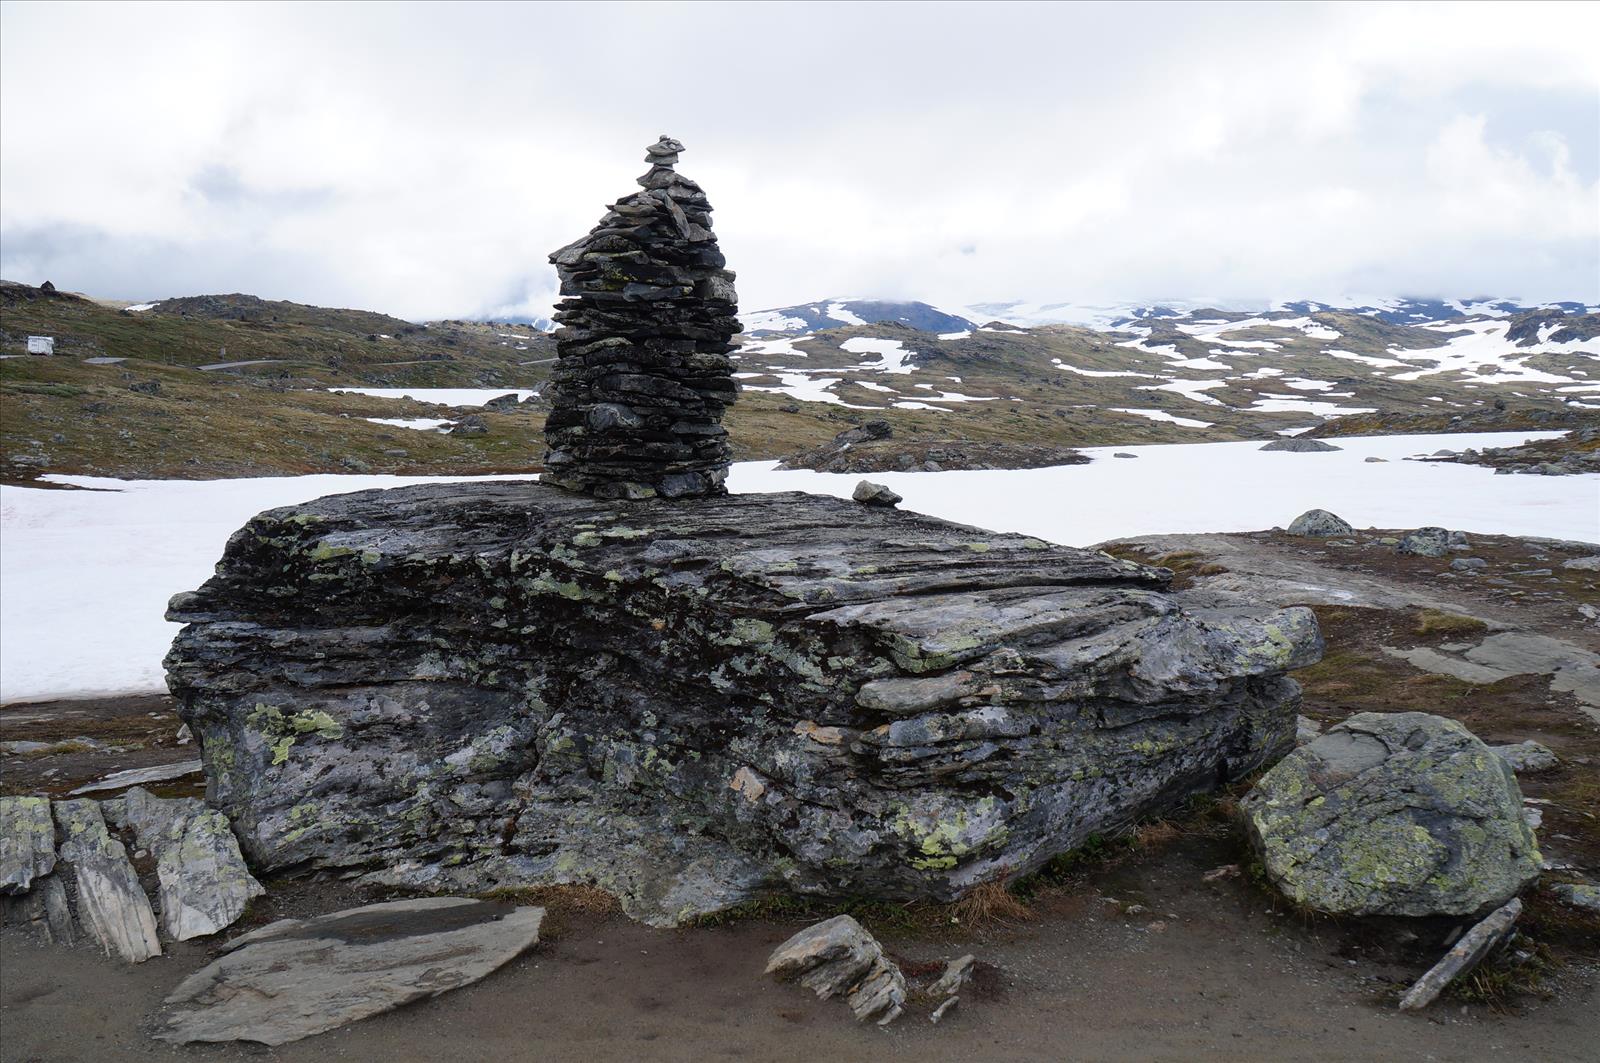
[165,481,1321,925]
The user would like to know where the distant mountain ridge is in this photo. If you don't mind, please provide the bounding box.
[741,296,1600,336]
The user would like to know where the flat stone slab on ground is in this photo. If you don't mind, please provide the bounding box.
[154,897,545,1045]
[68,759,203,796]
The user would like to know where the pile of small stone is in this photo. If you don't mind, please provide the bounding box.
[542,136,739,499]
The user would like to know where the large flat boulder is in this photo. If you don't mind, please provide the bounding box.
[154,898,544,1045]
[165,482,1320,925]
[1242,712,1541,917]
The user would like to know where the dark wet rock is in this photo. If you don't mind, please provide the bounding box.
[448,414,488,437]
[482,393,523,411]
[832,419,894,448]
[1398,899,1521,1011]
[765,914,906,1025]
[52,799,161,962]
[129,380,162,395]
[164,481,1320,926]
[542,136,738,499]
[1490,740,1557,774]
[1398,527,1452,557]
[1287,509,1353,538]
[1243,712,1541,917]
[153,898,544,1045]
[115,787,264,941]
[0,873,74,944]
[853,480,902,507]
[1259,438,1341,453]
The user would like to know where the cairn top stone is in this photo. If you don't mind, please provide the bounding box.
[543,137,738,500]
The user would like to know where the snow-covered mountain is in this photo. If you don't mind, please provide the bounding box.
[741,296,1600,336]
[741,300,975,336]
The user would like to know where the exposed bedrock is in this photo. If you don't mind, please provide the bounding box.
[165,482,1322,926]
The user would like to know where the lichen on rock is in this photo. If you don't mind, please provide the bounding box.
[166,481,1321,926]
[1242,711,1542,917]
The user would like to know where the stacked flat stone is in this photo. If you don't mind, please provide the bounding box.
[543,136,739,499]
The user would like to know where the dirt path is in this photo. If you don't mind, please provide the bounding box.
[5,531,1600,1060]
[5,829,1597,1063]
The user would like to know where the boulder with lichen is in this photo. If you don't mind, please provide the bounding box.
[165,481,1321,926]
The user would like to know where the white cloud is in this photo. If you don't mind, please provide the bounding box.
[1,1,1596,318]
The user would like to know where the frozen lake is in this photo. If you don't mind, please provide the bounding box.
[1,431,1594,703]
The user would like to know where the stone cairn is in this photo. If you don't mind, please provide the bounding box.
[543,136,740,499]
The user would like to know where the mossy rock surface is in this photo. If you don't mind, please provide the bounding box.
[1242,711,1541,917]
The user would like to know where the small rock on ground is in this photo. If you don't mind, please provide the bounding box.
[765,914,906,1025]
[1550,883,1600,913]
[1491,740,1558,775]
[852,480,902,507]
[69,760,203,796]
[1287,509,1354,538]
[1260,438,1341,453]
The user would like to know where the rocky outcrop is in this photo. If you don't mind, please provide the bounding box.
[1260,438,1341,453]
[542,136,739,499]
[1242,713,1541,917]
[765,915,907,1024]
[1,796,56,894]
[1,793,259,954]
[154,898,545,1045]
[779,431,1089,473]
[52,799,162,962]
[165,481,1320,926]
[111,787,264,941]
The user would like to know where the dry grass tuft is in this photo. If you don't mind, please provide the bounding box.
[1413,609,1489,639]
[478,883,620,917]
[1133,819,1183,849]
[949,881,1033,929]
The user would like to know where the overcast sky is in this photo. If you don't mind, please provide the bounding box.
[2,1,1596,321]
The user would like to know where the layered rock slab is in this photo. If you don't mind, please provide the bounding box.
[154,898,544,1045]
[165,481,1321,925]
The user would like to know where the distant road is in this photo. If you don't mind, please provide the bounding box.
[197,359,289,371]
